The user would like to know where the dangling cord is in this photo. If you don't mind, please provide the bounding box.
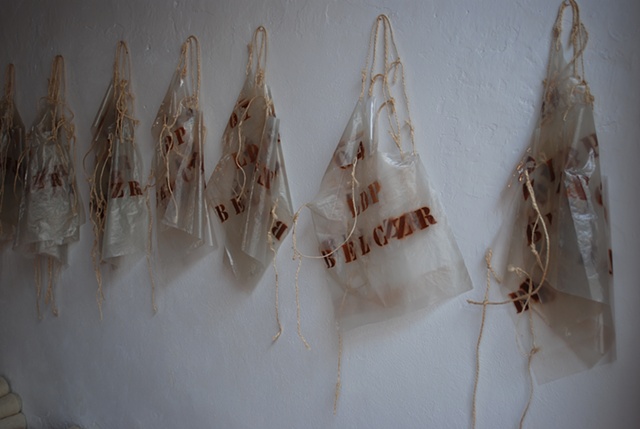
[470,250,502,429]
[290,157,362,351]
[252,26,268,87]
[34,256,43,320]
[333,289,348,415]
[177,35,201,110]
[268,202,284,342]
[468,169,550,429]
[44,256,59,317]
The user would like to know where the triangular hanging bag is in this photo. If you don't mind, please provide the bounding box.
[86,41,151,316]
[0,64,26,242]
[207,26,294,290]
[470,1,614,426]
[151,36,215,279]
[15,56,85,317]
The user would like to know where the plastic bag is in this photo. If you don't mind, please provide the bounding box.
[207,27,294,291]
[303,15,471,414]
[86,41,150,316]
[500,0,614,384]
[470,2,614,426]
[151,36,215,271]
[0,64,25,242]
[14,56,85,317]
[308,15,471,332]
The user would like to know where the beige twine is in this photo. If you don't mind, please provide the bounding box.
[469,168,550,429]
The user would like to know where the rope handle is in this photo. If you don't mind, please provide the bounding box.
[114,41,132,90]
[552,0,589,82]
[361,14,416,157]
[48,55,66,104]
[246,26,268,85]
[178,35,202,109]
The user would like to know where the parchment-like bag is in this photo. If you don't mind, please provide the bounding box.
[308,16,471,332]
[207,27,294,290]
[470,2,614,427]
[86,42,150,316]
[501,0,614,383]
[151,36,214,269]
[0,64,25,242]
[15,56,85,316]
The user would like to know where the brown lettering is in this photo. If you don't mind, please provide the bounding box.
[373,225,388,247]
[358,235,371,256]
[174,126,186,146]
[321,249,336,269]
[413,206,437,230]
[111,181,125,199]
[214,204,229,223]
[231,196,245,215]
[342,240,357,263]
[128,181,143,197]
[271,220,288,241]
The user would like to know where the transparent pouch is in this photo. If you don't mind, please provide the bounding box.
[14,56,84,317]
[0,64,25,242]
[207,26,294,291]
[86,42,151,316]
[150,36,215,278]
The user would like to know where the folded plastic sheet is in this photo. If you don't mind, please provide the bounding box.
[0,64,25,242]
[207,27,294,290]
[488,0,615,386]
[151,36,215,266]
[87,41,149,315]
[14,55,84,316]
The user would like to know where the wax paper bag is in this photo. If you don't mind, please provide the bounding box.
[0,64,25,242]
[308,15,471,331]
[15,56,84,316]
[87,41,149,315]
[496,0,614,384]
[151,36,214,264]
[208,26,294,290]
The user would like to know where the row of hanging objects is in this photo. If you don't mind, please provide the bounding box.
[85,41,151,318]
[470,0,614,427]
[207,27,294,340]
[300,14,472,413]
[150,35,215,304]
[14,56,85,318]
[0,65,25,243]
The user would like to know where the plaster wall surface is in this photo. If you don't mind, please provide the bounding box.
[0,0,639,428]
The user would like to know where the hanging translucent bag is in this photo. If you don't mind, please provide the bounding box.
[86,41,150,316]
[307,15,471,332]
[470,3,614,427]
[15,56,85,316]
[151,36,215,271]
[207,26,294,290]
[0,64,25,242]
[499,0,614,384]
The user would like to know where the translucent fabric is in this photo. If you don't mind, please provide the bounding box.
[495,0,614,383]
[309,15,471,331]
[87,42,149,314]
[151,36,215,259]
[14,56,84,316]
[207,27,293,289]
[0,64,25,242]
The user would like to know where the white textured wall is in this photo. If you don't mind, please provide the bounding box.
[1,0,639,428]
